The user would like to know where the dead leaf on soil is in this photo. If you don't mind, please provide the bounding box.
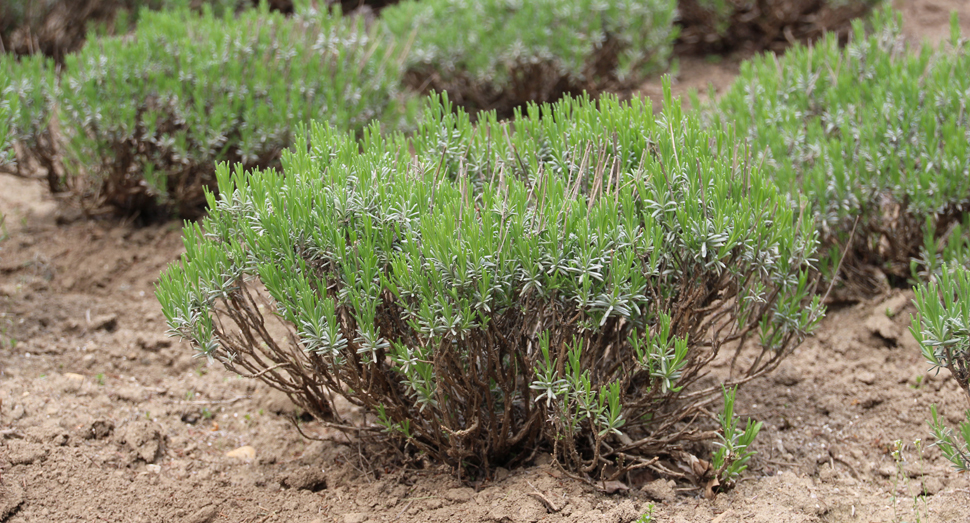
[597,480,629,494]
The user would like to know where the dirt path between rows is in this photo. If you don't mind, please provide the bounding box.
[2,1,970,521]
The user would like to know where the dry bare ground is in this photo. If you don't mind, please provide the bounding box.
[2,1,970,521]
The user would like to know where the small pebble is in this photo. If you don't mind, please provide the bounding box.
[226,445,256,460]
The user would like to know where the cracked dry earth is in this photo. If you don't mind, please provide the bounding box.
[2,2,970,520]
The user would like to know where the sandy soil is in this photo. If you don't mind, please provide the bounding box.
[897,0,970,45]
[2,2,970,522]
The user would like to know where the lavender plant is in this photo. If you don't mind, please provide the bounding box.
[679,0,880,53]
[912,264,970,471]
[0,54,60,192]
[381,0,677,115]
[929,406,970,472]
[0,72,13,167]
[56,3,409,219]
[157,84,822,481]
[912,265,970,401]
[709,9,970,293]
[913,215,970,282]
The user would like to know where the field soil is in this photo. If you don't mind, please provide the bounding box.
[2,1,970,521]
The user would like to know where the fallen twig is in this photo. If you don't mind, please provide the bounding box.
[392,497,436,520]
[0,429,25,439]
[164,395,249,405]
[527,481,560,512]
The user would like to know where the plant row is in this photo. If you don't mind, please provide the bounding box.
[155,6,970,485]
[0,0,889,221]
[0,0,302,62]
[1,0,686,219]
[5,0,878,62]
[2,4,407,219]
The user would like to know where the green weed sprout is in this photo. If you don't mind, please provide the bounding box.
[912,264,970,471]
[635,504,655,523]
[158,82,822,482]
[382,0,677,114]
[712,386,762,487]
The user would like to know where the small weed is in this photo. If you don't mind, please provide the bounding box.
[890,440,904,522]
[95,373,105,386]
[890,439,930,523]
[913,439,929,522]
[635,504,655,522]
[712,386,762,488]
[0,323,16,350]
[201,408,213,420]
